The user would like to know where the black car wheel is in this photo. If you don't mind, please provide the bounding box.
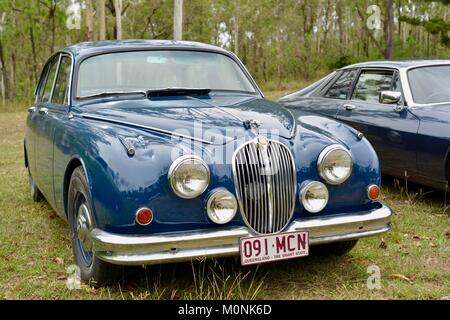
[68,166,122,286]
[311,240,358,257]
[28,169,44,202]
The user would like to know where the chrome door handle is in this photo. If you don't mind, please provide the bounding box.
[27,107,37,113]
[38,107,48,115]
[344,104,356,111]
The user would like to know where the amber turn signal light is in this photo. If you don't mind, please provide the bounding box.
[367,185,380,201]
[136,208,153,226]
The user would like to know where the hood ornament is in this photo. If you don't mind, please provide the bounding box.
[243,119,262,130]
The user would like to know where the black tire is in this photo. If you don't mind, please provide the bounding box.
[28,169,44,202]
[67,166,122,286]
[311,240,358,257]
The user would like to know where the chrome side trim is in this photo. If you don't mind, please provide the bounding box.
[80,114,214,145]
[90,203,392,266]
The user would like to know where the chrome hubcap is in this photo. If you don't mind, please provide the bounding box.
[76,202,93,252]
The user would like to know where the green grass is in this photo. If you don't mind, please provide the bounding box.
[0,95,449,299]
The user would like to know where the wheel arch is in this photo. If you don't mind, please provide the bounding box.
[63,156,92,218]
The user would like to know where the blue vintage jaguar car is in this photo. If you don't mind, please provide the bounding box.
[279,60,450,191]
[25,40,392,285]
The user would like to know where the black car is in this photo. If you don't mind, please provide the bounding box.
[279,60,450,191]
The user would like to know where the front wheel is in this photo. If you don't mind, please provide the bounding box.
[67,166,122,287]
[311,240,358,257]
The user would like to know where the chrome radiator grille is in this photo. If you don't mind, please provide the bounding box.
[233,139,296,234]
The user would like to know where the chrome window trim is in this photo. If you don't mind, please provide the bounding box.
[50,52,74,106]
[168,155,210,199]
[401,63,450,108]
[48,54,62,104]
[231,137,297,235]
[73,48,263,101]
[317,144,353,185]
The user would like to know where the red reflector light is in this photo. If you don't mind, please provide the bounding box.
[367,185,380,201]
[136,208,153,226]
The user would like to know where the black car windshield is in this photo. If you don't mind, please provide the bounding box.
[408,65,450,104]
[76,50,257,98]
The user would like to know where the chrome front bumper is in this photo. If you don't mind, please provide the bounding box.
[90,203,393,266]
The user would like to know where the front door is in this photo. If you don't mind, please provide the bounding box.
[336,69,420,178]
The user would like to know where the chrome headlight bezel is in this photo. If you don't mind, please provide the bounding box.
[168,155,210,199]
[317,144,353,185]
[300,181,329,213]
[206,189,238,224]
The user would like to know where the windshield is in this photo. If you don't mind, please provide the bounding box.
[76,50,257,98]
[408,65,450,104]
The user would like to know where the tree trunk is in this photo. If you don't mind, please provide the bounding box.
[86,0,95,41]
[28,15,38,84]
[50,2,56,54]
[173,0,183,41]
[234,0,239,55]
[384,0,395,59]
[114,0,123,40]
[97,0,106,40]
[10,52,16,99]
[0,39,6,104]
[336,0,345,55]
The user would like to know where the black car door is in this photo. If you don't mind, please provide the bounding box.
[336,68,420,178]
[298,69,359,119]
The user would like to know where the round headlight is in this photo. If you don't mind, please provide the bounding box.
[169,155,210,199]
[206,189,238,224]
[318,145,353,185]
[300,181,329,213]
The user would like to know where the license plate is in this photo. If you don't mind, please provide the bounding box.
[239,231,309,266]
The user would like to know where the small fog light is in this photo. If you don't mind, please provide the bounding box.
[207,190,237,224]
[300,181,329,213]
[367,185,380,201]
[136,207,153,226]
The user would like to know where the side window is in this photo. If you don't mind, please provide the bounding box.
[352,70,394,103]
[324,69,358,99]
[391,71,402,92]
[52,56,72,105]
[39,56,59,103]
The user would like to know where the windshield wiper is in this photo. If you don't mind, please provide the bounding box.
[77,91,147,100]
[146,88,211,98]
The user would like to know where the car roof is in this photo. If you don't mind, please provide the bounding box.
[60,40,231,59]
[341,59,450,70]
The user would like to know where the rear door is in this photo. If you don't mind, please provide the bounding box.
[34,55,59,201]
[307,69,359,119]
[34,54,72,207]
[336,68,420,178]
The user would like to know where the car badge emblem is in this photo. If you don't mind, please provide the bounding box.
[243,119,262,130]
[257,135,269,148]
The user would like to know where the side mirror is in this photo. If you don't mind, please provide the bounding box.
[379,91,402,104]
